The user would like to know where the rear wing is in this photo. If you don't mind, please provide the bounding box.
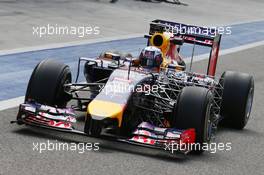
[149,19,222,76]
[150,19,221,47]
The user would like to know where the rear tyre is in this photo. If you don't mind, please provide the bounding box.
[220,71,254,129]
[172,86,213,154]
[25,59,72,107]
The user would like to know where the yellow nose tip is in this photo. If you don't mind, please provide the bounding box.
[88,100,124,126]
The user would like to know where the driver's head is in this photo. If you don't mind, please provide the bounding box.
[139,46,163,69]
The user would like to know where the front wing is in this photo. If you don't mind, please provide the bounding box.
[13,102,196,155]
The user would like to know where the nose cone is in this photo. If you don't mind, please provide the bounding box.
[88,100,124,126]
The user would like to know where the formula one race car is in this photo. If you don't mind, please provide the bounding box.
[13,20,254,154]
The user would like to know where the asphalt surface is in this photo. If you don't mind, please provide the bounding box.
[1,0,264,175]
[1,45,264,175]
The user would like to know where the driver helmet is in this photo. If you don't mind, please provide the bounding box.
[139,46,163,69]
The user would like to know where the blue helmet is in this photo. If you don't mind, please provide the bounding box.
[139,46,163,68]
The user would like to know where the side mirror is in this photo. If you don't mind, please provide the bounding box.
[132,59,140,67]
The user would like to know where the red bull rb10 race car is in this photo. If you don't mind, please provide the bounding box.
[12,20,254,155]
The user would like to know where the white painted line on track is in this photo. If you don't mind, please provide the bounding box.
[0,33,143,56]
[0,96,24,111]
[219,40,264,56]
[184,40,264,63]
[0,40,263,111]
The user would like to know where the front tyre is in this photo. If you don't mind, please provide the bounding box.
[172,86,214,154]
[25,59,72,107]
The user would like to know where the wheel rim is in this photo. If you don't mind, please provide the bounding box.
[207,120,213,141]
[245,87,254,123]
[205,103,213,142]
